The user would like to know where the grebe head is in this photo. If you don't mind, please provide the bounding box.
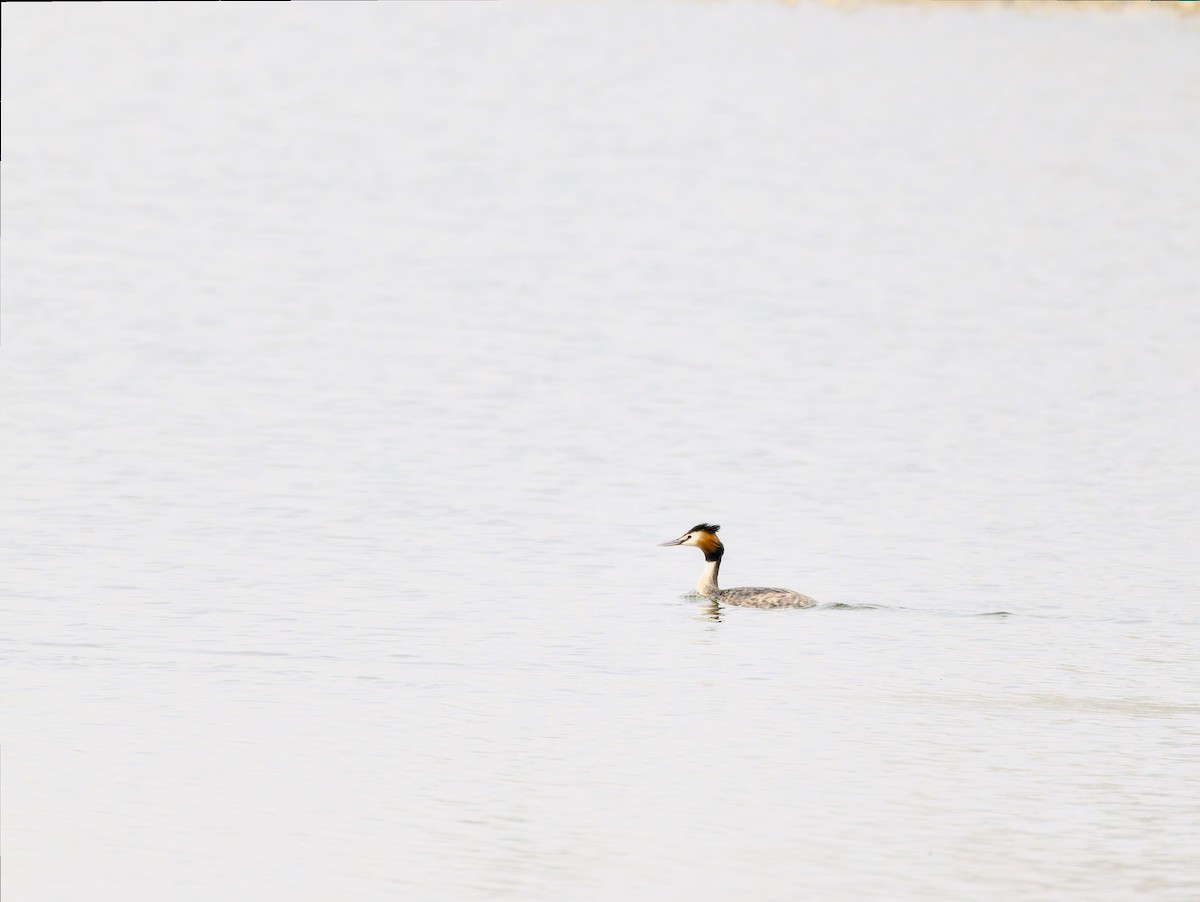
[658,523,724,560]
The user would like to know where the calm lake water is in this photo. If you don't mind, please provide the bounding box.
[4,2,1198,899]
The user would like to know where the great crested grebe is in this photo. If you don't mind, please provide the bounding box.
[658,523,818,609]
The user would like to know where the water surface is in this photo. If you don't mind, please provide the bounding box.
[4,2,1198,899]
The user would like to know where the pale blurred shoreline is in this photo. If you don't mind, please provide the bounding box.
[810,0,1200,15]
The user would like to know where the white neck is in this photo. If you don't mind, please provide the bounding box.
[696,559,721,598]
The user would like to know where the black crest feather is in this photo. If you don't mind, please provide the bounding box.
[688,523,720,534]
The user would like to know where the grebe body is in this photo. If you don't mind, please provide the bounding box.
[658,523,817,610]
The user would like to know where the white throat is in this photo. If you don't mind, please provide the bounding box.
[696,559,721,598]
